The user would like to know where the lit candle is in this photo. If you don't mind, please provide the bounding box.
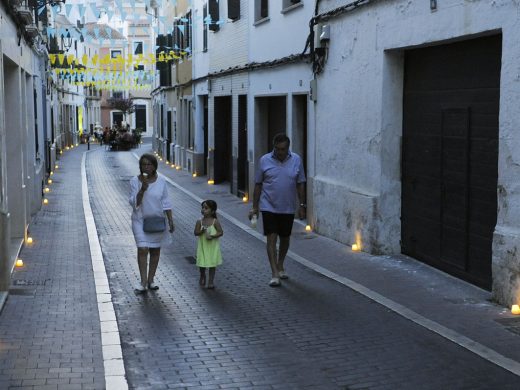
[43,198,49,205]
[305,225,312,232]
[26,237,33,244]
[44,187,50,193]
[15,259,24,267]
[55,164,58,169]
[207,180,214,185]
[47,179,52,184]
[50,171,54,176]
[242,196,248,202]
[192,173,197,177]
[176,166,181,170]
[352,244,360,251]
[512,305,520,315]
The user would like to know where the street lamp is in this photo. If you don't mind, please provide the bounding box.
[61,29,72,51]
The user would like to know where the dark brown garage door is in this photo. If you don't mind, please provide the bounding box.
[401,34,501,290]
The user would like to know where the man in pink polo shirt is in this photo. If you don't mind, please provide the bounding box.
[249,133,306,287]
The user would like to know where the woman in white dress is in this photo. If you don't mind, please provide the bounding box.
[129,153,175,292]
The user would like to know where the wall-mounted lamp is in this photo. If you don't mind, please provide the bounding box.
[61,29,72,51]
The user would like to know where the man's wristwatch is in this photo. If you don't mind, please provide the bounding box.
[299,203,307,208]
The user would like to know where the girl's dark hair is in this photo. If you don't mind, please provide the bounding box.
[139,153,158,175]
[202,199,218,218]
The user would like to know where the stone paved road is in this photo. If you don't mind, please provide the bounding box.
[87,148,518,390]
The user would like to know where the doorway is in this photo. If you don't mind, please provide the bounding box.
[214,96,232,184]
[237,95,248,197]
[401,34,502,289]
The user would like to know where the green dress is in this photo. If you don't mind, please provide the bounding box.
[196,221,223,268]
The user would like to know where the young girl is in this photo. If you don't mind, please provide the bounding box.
[194,200,223,289]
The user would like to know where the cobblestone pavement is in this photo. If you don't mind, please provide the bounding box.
[85,146,518,390]
[0,147,105,389]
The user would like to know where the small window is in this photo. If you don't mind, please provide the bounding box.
[282,0,301,10]
[111,50,122,59]
[208,0,220,32]
[133,42,143,55]
[255,0,268,22]
[228,0,240,21]
[184,11,192,55]
[203,4,208,51]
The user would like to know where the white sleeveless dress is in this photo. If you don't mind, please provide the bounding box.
[129,176,172,248]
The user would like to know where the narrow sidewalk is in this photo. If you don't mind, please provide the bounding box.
[0,145,106,389]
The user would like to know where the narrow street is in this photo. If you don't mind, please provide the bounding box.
[0,144,518,389]
[2,143,516,389]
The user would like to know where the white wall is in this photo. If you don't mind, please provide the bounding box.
[249,1,313,62]
[314,0,520,304]
[208,0,249,72]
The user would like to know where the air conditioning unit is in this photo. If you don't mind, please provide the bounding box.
[16,3,34,25]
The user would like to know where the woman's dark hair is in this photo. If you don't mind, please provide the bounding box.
[139,153,158,175]
[272,132,290,147]
[202,199,218,218]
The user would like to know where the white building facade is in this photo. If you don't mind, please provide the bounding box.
[313,0,520,304]
[247,0,314,200]
[0,0,49,298]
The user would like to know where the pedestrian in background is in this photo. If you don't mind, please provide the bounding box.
[129,153,175,293]
[194,200,223,289]
[249,133,306,287]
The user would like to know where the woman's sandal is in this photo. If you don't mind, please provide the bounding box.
[199,276,206,286]
[206,283,215,289]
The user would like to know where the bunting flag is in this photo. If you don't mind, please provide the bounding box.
[65,4,73,17]
[89,3,98,18]
[78,4,86,18]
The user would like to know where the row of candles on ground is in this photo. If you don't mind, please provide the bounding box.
[26,149,520,317]
[42,143,78,205]
[17,150,68,266]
